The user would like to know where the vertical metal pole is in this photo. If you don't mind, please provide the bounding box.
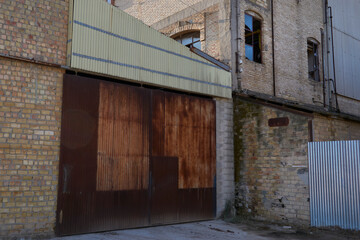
[271,0,276,97]
[231,0,239,90]
[329,6,340,111]
[325,0,332,109]
[321,29,326,107]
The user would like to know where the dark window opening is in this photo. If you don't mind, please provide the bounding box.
[174,31,201,50]
[308,40,320,81]
[106,0,114,5]
[245,14,262,63]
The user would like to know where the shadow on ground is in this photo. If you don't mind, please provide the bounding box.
[227,217,360,240]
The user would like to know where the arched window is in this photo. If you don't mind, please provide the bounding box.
[245,13,262,63]
[174,31,201,49]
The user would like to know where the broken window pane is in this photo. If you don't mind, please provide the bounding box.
[245,13,262,63]
[182,36,193,46]
[245,45,254,61]
[245,14,253,31]
[174,31,201,50]
[193,41,201,50]
[307,40,320,81]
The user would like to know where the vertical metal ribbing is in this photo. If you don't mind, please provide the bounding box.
[309,141,360,230]
[355,142,360,230]
[308,142,314,226]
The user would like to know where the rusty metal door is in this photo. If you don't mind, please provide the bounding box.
[56,75,150,236]
[56,75,216,236]
[150,90,216,222]
[150,157,179,225]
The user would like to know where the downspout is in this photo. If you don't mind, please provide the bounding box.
[236,0,242,90]
[271,0,276,97]
[325,0,332,109]
[231,0,239,90]
[321,29,326,107]
[328,6,340,111]
[236,0,242,89]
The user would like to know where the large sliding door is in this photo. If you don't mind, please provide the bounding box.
[56,74,215,236]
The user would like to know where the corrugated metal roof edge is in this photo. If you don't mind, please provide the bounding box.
[64,66,231,98]
[190,47,231,72]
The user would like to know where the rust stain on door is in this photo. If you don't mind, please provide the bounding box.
[154,92,216,189]
[97,82,149,191]
[57,76,216,236]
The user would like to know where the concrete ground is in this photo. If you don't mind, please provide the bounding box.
[53,220,360,240]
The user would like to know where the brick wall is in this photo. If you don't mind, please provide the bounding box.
[115,0,203,26]
[236,0,324,106]
[0,58,64,238]
[215,98,235,217]
[249,0,268,8]
[0,0,68,65]
[273,0,323,105]
[0,0,68,237]
[234,97,311,225]
[158,5,221,59]
[238,0,273,95]
[313,114,360,142]
[336,96,360,118]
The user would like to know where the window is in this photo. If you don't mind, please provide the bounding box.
[106,0,114,5]
[245,13,262,63]
[307,39,320,81]
[174,31,201,50]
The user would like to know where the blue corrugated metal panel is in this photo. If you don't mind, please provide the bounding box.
[327,0,360,100]
[308,140,360,230]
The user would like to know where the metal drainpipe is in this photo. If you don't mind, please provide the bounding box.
[329,6,340,111]
[271,0,276,97]
[236,0,242,90]
[231,0,239,90]
[321,28,326,108]
[325,0,332,110]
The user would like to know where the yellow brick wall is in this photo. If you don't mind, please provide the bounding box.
[272,0,324,105]
[0,0,68,237]
[115,0,203,26]
[239,0,274,95]
[0,58,64,238]
[0,0,68,65]
[158,5,222,60]
[313,114,360,142]
[234,98,311,226]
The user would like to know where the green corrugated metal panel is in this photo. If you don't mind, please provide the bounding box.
[66,0,74,66]
[69,0,231,98]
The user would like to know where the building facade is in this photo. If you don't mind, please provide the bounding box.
[117,0,360,226]
[0,0,233,238]
[1,0,360,238]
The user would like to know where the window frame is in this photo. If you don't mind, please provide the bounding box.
[173,31,201,50]
[244,12,262,64]
[307,38,320,82]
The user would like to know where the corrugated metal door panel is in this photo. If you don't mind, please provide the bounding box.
[57,76,216,236]
[57,75,150,236]
[151,91,216,221]
[56,74,100,235]
[97,83,150,191]
[151,90,166,157]
[150,157,179,225]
